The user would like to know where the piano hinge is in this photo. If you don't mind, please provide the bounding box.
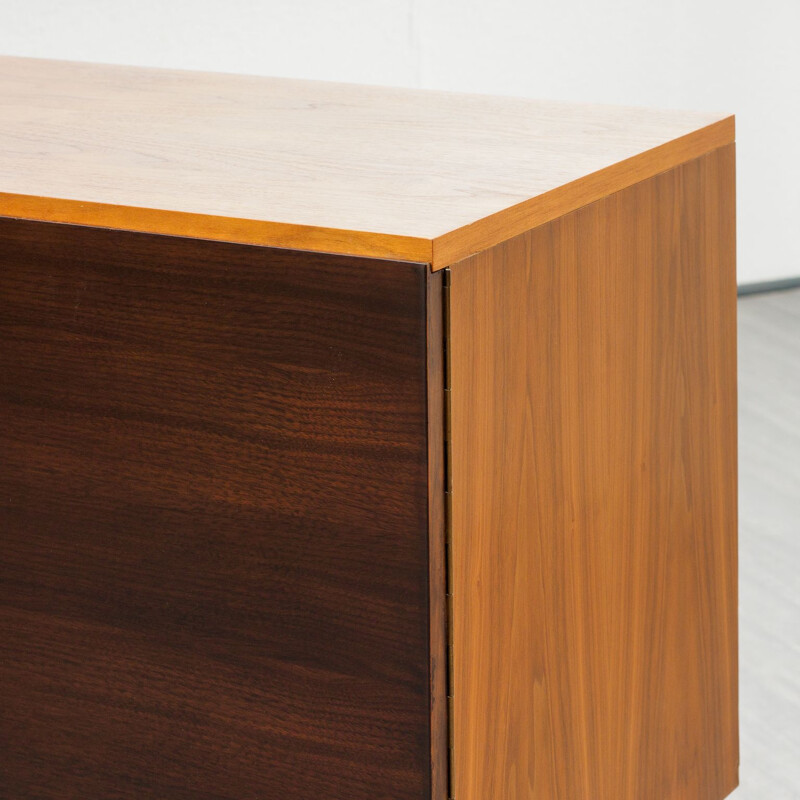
[442,268,454,800]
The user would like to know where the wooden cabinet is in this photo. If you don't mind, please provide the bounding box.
[0,57,738,799]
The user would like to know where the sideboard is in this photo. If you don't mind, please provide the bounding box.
[0,56,738,800]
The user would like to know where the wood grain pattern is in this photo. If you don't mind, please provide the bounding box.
[448,145,738,799]
[0,218,435,800]
[0,56,732,266]
[431,117,733,269]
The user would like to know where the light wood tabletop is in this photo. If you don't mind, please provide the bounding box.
[0,56,732,267]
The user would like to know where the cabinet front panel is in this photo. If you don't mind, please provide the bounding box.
[0,219,433,800]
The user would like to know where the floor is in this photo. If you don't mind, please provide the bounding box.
[737,287,800,798]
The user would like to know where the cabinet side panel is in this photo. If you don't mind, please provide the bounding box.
[0,220,433,800]
[449,145,738,800]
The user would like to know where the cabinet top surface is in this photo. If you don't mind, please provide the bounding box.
[0,56,733,268]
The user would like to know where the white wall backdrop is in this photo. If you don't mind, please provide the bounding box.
[1,0,797,284]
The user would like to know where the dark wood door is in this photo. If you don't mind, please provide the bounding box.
[0,218,436,800]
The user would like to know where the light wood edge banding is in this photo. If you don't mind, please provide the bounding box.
[0,195,433,264]
[431,116,735,269]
